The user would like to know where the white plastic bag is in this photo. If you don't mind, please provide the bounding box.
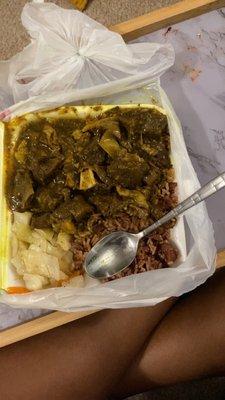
[0,2,216,311]
[1,1,174,110]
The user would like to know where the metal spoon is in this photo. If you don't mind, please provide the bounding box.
[84,172,225,279]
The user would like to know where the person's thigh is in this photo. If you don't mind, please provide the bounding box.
[114,267,225,399]
[0,300,174,400]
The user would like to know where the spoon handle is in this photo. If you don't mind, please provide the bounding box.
[140,171,225,238]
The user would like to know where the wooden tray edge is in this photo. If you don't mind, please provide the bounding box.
[111,0,225,41]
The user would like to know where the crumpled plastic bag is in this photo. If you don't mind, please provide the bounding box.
[0,1,216,311]
[1,1,174,107]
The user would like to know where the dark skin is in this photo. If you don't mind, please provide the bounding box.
[0,268,225,400]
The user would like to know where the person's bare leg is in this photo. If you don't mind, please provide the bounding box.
[0,298,174,400]
[1,269,225,400]
[114,267,225,399]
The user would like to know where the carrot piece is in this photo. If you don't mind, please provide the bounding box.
[6,287,30,294]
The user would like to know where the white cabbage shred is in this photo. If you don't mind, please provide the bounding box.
[11,211,84,291]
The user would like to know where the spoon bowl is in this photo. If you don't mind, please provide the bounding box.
[84,231,140,279]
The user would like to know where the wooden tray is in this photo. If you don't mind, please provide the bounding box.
[0,0,224,348]
[111,0,225,41]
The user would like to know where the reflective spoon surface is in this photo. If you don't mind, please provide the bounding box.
[84,172,225,279]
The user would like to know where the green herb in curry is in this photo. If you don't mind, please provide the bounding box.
[6,106,173,237]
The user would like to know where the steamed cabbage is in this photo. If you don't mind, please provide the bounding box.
[23,274,49,291]
[11,211,77,291]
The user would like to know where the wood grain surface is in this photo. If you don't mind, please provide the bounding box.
[111,0,225,41]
